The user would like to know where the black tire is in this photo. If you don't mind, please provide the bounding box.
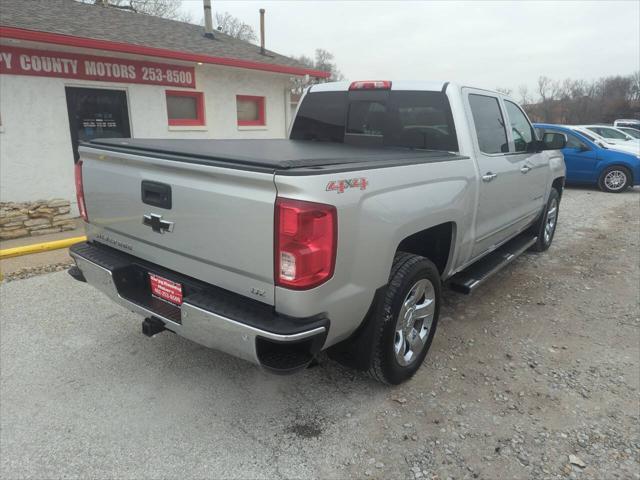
[529,187,560,252]
[368,252,441,385]
[598,165,632,193]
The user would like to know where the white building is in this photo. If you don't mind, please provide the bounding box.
[0,0,327,229]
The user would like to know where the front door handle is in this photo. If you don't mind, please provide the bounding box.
[482,172,498,182]
[520,165,531,174]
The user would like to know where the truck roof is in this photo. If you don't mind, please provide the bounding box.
[309,80,451,92]
[84,138,466,175]
[307,81,508,99]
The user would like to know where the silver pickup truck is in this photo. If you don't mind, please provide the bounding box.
[69,80,566,384]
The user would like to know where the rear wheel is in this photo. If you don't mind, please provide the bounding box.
[368,253,441,385]
[598,166,631,193]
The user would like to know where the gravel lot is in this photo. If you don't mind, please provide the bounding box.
[1,187,638,480]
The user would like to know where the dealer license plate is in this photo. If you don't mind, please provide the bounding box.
[149,273,183,305]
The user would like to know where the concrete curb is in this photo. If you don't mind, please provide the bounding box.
[0,236,86,260]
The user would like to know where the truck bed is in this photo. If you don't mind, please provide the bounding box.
[85,138,466,174]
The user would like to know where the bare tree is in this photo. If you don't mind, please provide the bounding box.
[631,71,640,102]
[291,49,344,95]
[83,0,192,22]
[215,12,257,43]
[524,72,640,123]
[495,87,512,96]
[313,49,344,80]
[518,85,531,106]
[537,76,553,103]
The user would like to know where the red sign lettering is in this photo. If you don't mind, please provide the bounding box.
[0,46,195,88]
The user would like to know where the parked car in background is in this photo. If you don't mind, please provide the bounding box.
[618,127,640,139]
[571,127,640,156]
[535,123,640,193]
[614,119,640,131]
[582,125,639,146]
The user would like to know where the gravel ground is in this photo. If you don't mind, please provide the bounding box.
[1,186,638,480]
[2,261,73,282]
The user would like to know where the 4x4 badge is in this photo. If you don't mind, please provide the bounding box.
[326,177,368,194]
[143,213,174,233]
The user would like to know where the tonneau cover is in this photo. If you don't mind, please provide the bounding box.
[85,138,464,173]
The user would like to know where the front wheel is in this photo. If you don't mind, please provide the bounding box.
[598,166,631,193]
[529,187,560,252]
[368,253,441,385]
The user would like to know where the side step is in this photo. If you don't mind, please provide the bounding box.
[448,234,537,294]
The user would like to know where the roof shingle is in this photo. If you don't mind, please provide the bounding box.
[0,0,326,77]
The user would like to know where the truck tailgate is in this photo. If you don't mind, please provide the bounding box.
[79,146,277,305]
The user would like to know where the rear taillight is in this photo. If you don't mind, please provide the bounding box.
[349,80,392,90]
[275,198,337,290]
[74,161,88,221]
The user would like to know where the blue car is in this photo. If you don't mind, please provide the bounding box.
[534,123,640,193]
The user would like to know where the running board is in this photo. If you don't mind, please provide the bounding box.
[448,234,537,294]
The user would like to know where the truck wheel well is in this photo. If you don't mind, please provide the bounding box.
[552,176,565,197]
[396,222,454,275]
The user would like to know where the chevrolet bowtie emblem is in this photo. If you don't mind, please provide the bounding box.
[143,213,174,233]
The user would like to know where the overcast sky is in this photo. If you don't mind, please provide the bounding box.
[180,0,640,99]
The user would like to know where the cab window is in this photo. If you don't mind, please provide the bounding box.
[504,101,534,152]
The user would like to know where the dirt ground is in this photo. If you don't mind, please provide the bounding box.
[1,186,638,480]
[344,185,640,480]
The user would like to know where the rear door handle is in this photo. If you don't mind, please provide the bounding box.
[482,172,497,182]
[520,165,531,174]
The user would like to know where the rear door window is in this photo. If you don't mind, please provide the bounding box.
[468,94,509,154]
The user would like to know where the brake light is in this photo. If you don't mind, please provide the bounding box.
[275,198,337,290]
[349,80,392,90]
[74,161,88,221]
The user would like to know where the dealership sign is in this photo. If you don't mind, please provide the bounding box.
[0,46,195,88]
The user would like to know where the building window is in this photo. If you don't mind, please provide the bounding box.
[236,95,265,126]
[166,90,205,126]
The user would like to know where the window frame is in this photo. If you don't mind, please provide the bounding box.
[236,95,266,127]
[467,92,510,156]
[165,90,205,126]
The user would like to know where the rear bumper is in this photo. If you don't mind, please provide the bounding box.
[69,242,328,373]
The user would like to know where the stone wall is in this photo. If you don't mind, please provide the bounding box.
[0,199,76,240]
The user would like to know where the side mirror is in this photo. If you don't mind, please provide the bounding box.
[539,132,567,150]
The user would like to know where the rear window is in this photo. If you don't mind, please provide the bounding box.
[291,90,459,152]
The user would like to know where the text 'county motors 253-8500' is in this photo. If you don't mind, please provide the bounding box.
[0,46,195,88]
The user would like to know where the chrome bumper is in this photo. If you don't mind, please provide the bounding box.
[70,250,326,368]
